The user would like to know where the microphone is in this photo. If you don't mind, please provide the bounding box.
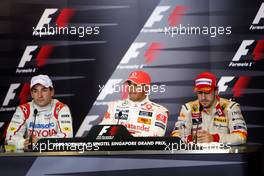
[192,105,203,143]
[117,111,122,125]
[179,121,186,141]
[29,109,38,150]
[199,104,204,113]
[192,118,201,143]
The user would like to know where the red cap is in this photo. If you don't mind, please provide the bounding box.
[127,70,151,85]
[194,72,217,92]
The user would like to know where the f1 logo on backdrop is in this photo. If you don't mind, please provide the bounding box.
[218,76,250,98]
[33,8,75,36]
[120,42,164,65]
[1,83,30,112]
[250,3,264,30]
[16,45,54,73]
[101,42,164,101]
[16,45,54,74]
[144,5,187,28]
[229,40,264,67]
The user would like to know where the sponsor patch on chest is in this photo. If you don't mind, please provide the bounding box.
[137,117,151,125]
[139,110,153,117]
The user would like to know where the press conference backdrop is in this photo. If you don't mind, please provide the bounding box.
[0,0,264,145]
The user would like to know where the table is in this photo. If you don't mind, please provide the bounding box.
[0,143,262,176]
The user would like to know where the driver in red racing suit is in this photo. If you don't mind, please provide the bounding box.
[6,75,73,150]
[100,70,169,137]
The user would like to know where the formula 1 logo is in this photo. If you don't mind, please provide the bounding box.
[33,8,75,36]
[144,5,187,28]
[249,3,264,30]
[218,76,250,97]
[16,45,54,74]
[96,126,120,140]
[75,115,99,137]
[97,79,122,101]
[229,40,264,67]
[118,42,163,67]
[1,83,30,112]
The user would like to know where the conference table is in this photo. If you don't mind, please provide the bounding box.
[0,143,262,176]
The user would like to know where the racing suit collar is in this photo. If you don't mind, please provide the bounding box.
[203,98,219,115]
[127,96,149,107]
[32,99,54,113]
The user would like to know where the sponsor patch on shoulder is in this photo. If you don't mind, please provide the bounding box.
[234,125,247,130]
[156,114,167,123]
[155,122,166,129]
[63,127,72,132]
[8,126,17,132]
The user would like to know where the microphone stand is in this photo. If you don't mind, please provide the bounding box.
[193,105,203,144]
[117,111,122,125]
[29,109,38,150]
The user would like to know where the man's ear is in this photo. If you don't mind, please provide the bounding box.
[214,88,219,96]
[144,84,150,95]
[51,88,55,97]
[30,90,34,98]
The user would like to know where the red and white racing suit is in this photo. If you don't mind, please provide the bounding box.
[6,99,73,149]
[100,97,169,137]
[171,98,247,145]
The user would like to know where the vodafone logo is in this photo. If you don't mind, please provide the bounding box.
[250,3,264,30]
[1,83,30,112]
[145,104,153,110]
[229,40,264,67]
[16,45,54,74]
[129,72,138,79]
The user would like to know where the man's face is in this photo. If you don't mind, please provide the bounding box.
[197,90,216,108]
[31,84,54,107]
[127,81,148,102]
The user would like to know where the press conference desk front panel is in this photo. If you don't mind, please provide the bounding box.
[0,143,262,176]
[1,126,263,176]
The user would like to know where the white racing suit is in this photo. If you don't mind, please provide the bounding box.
[171,98,247,145]
[100,97,169,137]
[6,99,73,149]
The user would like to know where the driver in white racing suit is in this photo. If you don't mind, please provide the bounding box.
[6,75,73,150]
[100,70,169,137]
